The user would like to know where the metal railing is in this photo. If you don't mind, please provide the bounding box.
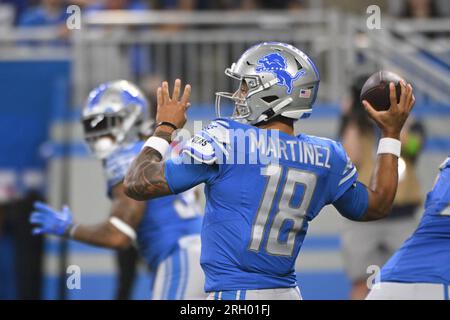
[0,26,72,60]
[345,16,450,105]
[72,9,341,106]
[0,9,449,107]
[73,10,450,107]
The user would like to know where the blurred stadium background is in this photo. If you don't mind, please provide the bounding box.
[0,0,449,300]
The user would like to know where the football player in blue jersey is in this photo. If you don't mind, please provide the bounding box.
[366,155,450,300]
[123,42,415,300]
[29,80,206,300]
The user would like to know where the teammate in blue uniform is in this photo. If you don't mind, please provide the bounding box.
[366,155,450,300]
[29,80,206,299]
[124,42,416,300]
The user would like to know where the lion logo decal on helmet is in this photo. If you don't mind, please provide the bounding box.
[255,52,306,94]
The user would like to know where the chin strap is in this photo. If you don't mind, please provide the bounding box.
[253,97,293,125]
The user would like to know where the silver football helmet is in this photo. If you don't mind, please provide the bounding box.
[82,80,153,159]
[215,42,320,125]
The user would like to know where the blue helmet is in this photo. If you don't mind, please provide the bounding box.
[82,80,152,159]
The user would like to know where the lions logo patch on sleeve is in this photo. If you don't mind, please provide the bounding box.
[181,120,230,164]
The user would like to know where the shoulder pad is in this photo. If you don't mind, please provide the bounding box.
[181,120,230,164]
[440,156,450,170]
[105,143,139,190]
[203,120,231,145]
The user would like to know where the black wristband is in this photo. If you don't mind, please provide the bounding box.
[156,121,178,131]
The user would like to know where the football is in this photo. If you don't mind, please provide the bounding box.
[360,71,404,111]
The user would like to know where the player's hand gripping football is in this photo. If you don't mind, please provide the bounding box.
[155,79,191,133]
[362,80,415,139]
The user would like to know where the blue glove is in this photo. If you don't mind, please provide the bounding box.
[29,201,73,236]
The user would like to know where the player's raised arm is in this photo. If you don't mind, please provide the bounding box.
[124,79,191,201]
[333,80,415,222]
[361,80,415,220]
[29,183,145,249]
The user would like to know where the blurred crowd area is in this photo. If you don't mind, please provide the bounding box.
[1,0,447,108]
[0,0,450,28]
[0,0,449,301]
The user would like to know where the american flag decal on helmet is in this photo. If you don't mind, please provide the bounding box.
[299,89,311,98]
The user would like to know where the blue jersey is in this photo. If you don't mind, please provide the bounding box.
[104,140,202,270]
[165,119,361,291]
[381,156,450,284]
